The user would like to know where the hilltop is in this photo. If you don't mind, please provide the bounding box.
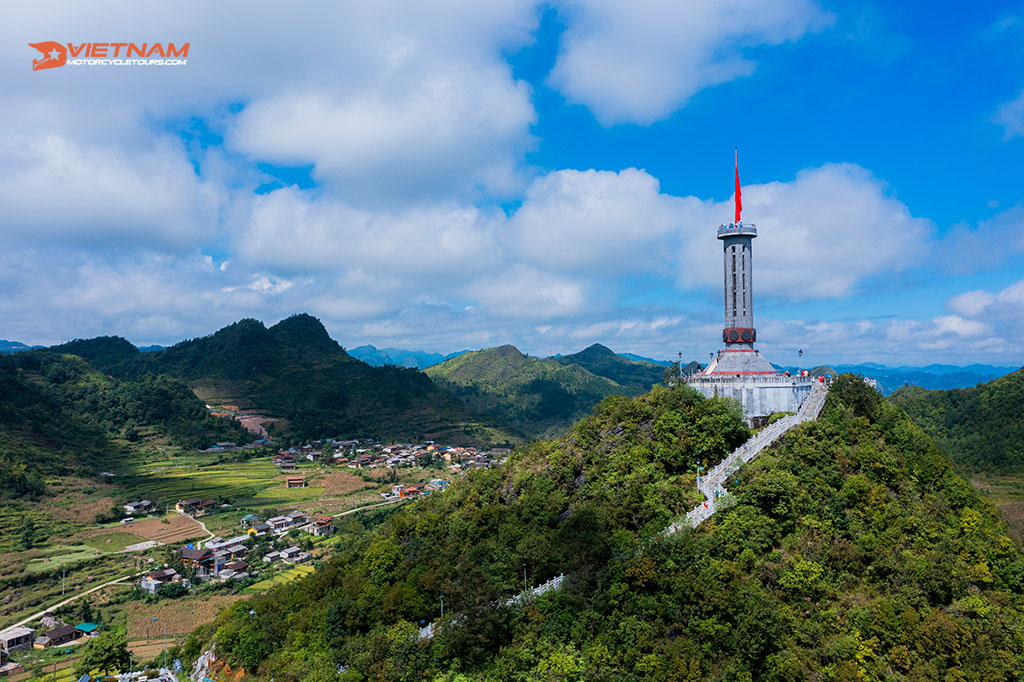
[890,367,1024,472]
[554,342,674,391]
[425,344,657,439]
[197,375,1024,680]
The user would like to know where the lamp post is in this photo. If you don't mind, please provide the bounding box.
[798,349,803,375]
[522,561,528,594]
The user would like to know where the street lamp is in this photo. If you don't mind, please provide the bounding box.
[798,349,803,375]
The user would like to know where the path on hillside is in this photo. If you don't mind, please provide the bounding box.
[330,498,405,518]
[5,573,139,631]
[665,381,829,534]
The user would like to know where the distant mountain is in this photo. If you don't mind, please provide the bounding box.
[833,363,1016,394]
[426,344,653,439]
[348,344,468,369]
[890,368,1024,472]
[555,343,668,391]
[0,339,44,354]
[617,351,673,367]
[137,344,166,353]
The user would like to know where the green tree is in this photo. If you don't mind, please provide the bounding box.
[79,630,130,675]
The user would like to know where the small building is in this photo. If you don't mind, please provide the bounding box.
[278,460,298,471]
[240,514,261,528]
[123,500,154,515]
[0,627,34,654]
[140,578,162,594]
[280,546,302,561]
[178,546,213,569]
[262,551,281,563]
[224,560,250,573]
[311,516,334,537]
[285,476,306,489]
[175,497,202,514]
[251,522,271,535]
[399,486,420,499]
[33,624,80,649]
[74,623,98,637]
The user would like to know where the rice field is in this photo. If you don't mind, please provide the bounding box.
[244,564,315,593]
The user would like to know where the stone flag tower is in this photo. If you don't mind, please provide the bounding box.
[688,150,812,421]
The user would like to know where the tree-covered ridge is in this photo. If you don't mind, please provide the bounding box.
[1,350,248,452]
[554,343,669,392]
[889,367,1024,471]
[0,363,114,498]
[426,344,654,439]
[39,314,516,445]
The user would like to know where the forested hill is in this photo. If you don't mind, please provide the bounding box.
[81,314,515,445]
[0,363,112,498]
[0,350,249,498]
[890,367,1024,471]
[554,342,674,390]
[425,344,646,439]
[199,376,1024,681]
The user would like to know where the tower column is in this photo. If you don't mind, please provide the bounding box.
[717,224,757,348]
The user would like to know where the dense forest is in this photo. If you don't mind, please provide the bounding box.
[890,368,1024,471]
[192,376,1024,681]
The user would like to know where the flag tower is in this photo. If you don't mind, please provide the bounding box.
[687,150,813,422]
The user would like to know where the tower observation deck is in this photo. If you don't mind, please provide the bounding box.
[686,151,813,422]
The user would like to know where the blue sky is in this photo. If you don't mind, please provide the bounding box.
[2,1,1023,367]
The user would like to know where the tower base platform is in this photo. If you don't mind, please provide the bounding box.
[687,373,815,423]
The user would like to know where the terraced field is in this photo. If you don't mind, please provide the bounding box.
[244,564,315,593]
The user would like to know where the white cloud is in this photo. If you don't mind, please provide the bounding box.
[0,135,217,249]
[995,87,1024,139]
[239,187,501,274]
[549,0,831,125]
[505,168,702,273]
[464,265,588,319]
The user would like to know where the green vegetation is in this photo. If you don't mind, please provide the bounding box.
[245,565,315,593]
[83,314,514,445]
[195,376,1024,681]
[554,343,669,391]
[890,367,1024,471]
[427,344,664,439]
[0,362,113,500]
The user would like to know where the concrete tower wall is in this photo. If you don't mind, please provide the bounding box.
[722,234,753,332]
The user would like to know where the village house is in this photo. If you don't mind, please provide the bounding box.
[251,522,271,535]
[263,550,282,563]
[310,516,334,537]
[0,628,34,654]
[178,546,213,571]
[285,476,306,489]
[123,500,154,515]
[174,497,202,514]
[240,514,261,528]
[32,625,79,649]
[73,623,98,638]
[280,546,302,562]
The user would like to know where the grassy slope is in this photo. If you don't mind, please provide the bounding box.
[555,343,667,391]
[202,376,1024,681]
[426,345,640,439]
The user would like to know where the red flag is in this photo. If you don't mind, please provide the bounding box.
[734,147,742,225]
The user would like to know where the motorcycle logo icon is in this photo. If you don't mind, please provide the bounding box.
[29,41,67,71]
